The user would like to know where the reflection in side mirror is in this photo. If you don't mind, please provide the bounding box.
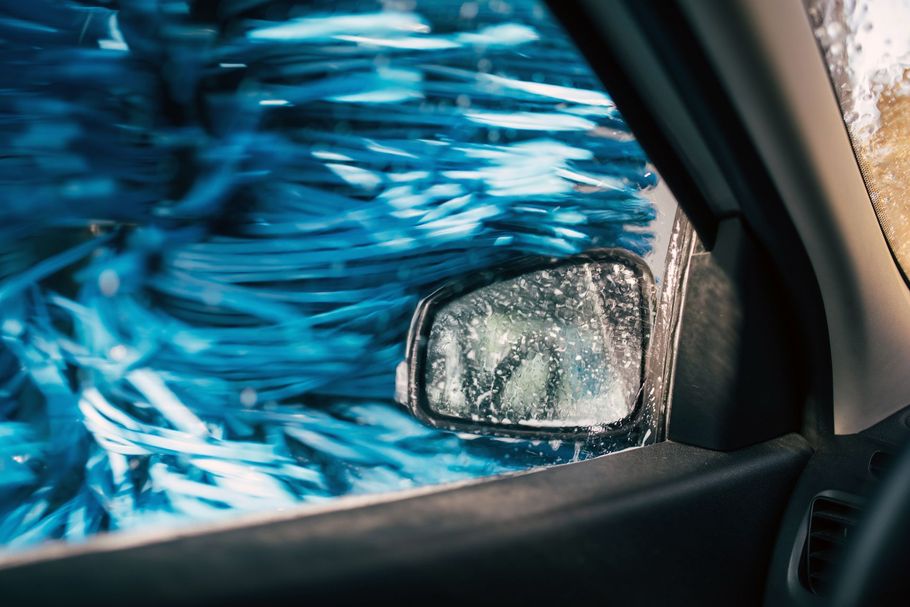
[396,249,654,439]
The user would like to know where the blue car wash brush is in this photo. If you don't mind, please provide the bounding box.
[0,0,657,548]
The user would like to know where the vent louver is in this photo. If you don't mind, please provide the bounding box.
[803,496,862,595]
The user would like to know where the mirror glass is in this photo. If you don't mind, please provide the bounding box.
[424,259,649,431]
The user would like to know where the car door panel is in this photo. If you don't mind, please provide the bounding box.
[0,435,809,606]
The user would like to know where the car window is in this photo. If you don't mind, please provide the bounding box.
[806,0,910,278]
[0,0,682,549]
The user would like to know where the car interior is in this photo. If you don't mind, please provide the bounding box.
[1,0,909,605]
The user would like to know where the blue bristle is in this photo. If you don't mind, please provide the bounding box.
[0,0,658,548]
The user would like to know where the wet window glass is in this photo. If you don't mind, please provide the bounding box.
[0,0,681,549]
[806,0,910,276]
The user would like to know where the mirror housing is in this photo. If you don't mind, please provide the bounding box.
[396,249,655,439]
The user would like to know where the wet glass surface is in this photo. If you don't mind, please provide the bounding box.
[0,0,680,550]
[426,261,646,429]
[807,0,910,274]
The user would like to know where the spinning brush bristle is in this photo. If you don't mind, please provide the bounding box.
[0,0,656,547]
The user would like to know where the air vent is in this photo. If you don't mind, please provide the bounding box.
[803,496,862,595]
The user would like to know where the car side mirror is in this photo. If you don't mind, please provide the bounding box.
[395,249,655,439]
